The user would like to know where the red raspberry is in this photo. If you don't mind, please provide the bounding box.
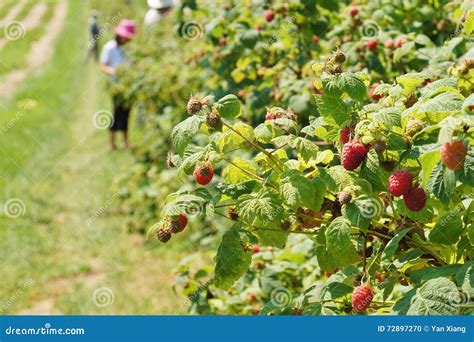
[441,140,467,171]
[384,39,394,49]
[339,127,352,144]
[349,7,359,17]
[367,39,378,50]
[388,171,413,197]
[312,35,319,44]
[252,245,260,254]
[177,214,188,231]
[369,83,382,101]
[193,162,214,185]
[395,36,406,48]
[342,142,369,171]
[264,9,275,22]
[403,187,427,212]
[352,284,373,312]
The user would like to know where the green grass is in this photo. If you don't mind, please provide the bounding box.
[0,0,17,21]
[0,0,193,314]
[0,1,56,75]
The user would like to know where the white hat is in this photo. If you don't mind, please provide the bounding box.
[147,0,174,9]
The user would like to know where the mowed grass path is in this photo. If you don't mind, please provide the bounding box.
[0,0,189,314]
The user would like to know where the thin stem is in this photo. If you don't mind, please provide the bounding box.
[222,122,283,171]
[222,157,266,183]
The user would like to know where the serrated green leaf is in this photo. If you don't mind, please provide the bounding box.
[222,157,258,184]
[216,122,254,153]
[383,228,411,261]
[427,163,455,204]
[324,217,360,268]
[236,188,284,227]
[214,227,252,290]
[293,137,319,163]
[280,170,318,210]
[171,116,204,155]
[429,212,464,245]
[337,72,366,101]
[407,277,460,315]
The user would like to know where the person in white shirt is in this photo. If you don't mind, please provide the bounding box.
[100,19,136,150]
[144,0,175,27]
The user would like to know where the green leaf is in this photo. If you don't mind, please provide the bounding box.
[222,157,258,184]
[407,277,460,315]
[316,94,350,127]
[293,137,319,163]
[171,116,204,155]
[324,217,360,268]
[372,107,402,128]
[410,264,464,284]
[255,229,288,248]
[342,195,383,232]
[214,227,252,290]
[456,150,474,186]
[236,188,284,228]
[280,170,318,211]
[427,163,455,204]
[216,122,254,153]
[383,228,411,261]
[429,212,464,245]
[216,180,258,199]
[216,94,241,119]
[420,150,441,188]
[360,150,385,191]
[418,92,464,122]
[337,72,366,101]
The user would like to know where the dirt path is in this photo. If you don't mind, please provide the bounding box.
[0,2,48,50]
[0,0,68,96]
[0,0,27,28]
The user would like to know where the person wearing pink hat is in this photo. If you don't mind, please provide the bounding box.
[100,19,136,150]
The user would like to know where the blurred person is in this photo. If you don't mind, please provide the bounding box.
[144,0,175,27]
[100,19,136,150]
[87,10,101,61]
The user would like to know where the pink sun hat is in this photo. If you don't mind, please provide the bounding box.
[115,19,136,39]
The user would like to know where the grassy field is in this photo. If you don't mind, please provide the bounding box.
[0,0,193,314]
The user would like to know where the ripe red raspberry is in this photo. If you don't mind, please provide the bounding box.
[352,284,374,312]
[367,39,378,50]
[369,83,382,101]
[403,187,427,212]
[177,214,188,230]
[264,9,275,22]
[340,127,352,144]
[312,35,319,44]
[255,24,263,31]
[342,142,369,171]
[193,162,214,185]
[252,245,260,254]
[395,36,406,48]
[441,140,467,171]
[349,7,359,17]
[388,171,413,197]
[384,39,394,49]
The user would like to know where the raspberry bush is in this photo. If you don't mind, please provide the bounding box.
[113,0,474,315]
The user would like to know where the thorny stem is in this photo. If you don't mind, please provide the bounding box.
[222,122,284,171]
